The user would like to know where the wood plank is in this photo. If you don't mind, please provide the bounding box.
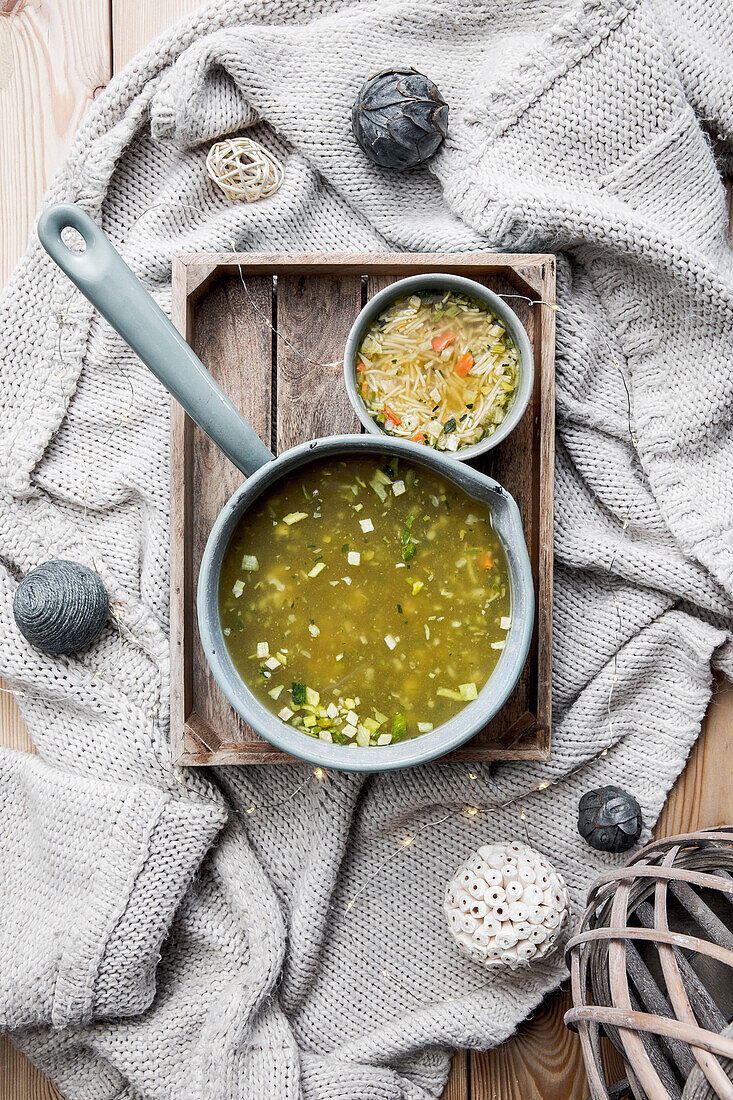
[0,0,110,287]
[470,989,625,1100]
[656,672,732,837]
[0,1038,59,1100]
[177,272,273,757]
[443,1050,469,1100]
[0,680,32,754]
[276,271,362,451]
[471,273,539,749]
[170,256,195,762]
[177,252,554,274]
[182,253,553,301]
[111,0,200,68]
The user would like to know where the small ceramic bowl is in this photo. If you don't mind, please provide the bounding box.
[343,273,534,462]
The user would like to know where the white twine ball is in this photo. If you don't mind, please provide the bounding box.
[205,137,284,203]
[444,840,569,971]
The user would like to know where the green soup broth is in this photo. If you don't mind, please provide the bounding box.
[218,455,511,747]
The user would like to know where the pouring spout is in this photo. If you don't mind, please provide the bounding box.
[38,203,275,478]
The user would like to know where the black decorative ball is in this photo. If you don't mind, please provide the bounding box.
[578,785,643,853]
[352,68,448,169]
[14,560,109,655]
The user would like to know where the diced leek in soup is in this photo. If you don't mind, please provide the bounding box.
[218,456,511,746]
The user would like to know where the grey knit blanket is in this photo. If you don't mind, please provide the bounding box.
[1,1,732,1097]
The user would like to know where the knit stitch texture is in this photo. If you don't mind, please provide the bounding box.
[1,1,732,1098]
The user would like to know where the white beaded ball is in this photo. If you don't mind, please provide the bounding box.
[444,840,569,970]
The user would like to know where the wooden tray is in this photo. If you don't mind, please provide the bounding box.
[170,252,555,766]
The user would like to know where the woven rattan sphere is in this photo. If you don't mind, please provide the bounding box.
[565,828,733,1100]
[206,138,284,203]
[682,1023,733,1098]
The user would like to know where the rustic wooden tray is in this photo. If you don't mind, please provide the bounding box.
[170,252,555,766]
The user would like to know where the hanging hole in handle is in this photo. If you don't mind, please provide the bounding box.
[60,226,87,254]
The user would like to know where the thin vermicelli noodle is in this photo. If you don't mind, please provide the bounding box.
[357,291,519,451]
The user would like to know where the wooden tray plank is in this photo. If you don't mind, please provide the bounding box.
[472,274,537,748]
[178,252,552,296]
[171,253,554,765]
[276,273,362,450]
[174,273,274,757]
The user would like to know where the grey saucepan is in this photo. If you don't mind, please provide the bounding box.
[38,203,534,772]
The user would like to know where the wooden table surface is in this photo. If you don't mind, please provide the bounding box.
[0,5,731,1098]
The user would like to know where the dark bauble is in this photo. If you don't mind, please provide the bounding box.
[14,560,109,655]
[352,68,448,169]
[578,785,643,853]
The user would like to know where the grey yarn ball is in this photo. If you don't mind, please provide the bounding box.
[14,560,109,655]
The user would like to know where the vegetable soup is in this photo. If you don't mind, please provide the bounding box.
[358,290,519,451]
[218,456,511,746]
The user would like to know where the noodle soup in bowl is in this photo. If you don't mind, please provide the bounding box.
[344,274,534,461]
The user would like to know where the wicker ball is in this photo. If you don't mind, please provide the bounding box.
[352,68,448,169]
[566,828,733,1100]
[579,785,643,853]
[445,840,569,971]
[14,560,108,654]
[205,138,284,203]
[682,1023,733,1098]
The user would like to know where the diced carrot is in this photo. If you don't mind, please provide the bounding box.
[383,404,402,426]
[455,352,474,376]
[411,431,425,443]
[356,360,365,372]
[478,552,494,570]
[361,381,368,399]
[431,331,456,354]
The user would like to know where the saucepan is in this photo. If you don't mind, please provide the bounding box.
[38,203,534,772]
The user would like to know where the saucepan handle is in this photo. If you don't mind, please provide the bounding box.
[37,203,274,478]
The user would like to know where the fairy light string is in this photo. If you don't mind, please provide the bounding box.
[341,742,613,915]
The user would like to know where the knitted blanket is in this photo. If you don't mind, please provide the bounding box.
[1,1,732,1097]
